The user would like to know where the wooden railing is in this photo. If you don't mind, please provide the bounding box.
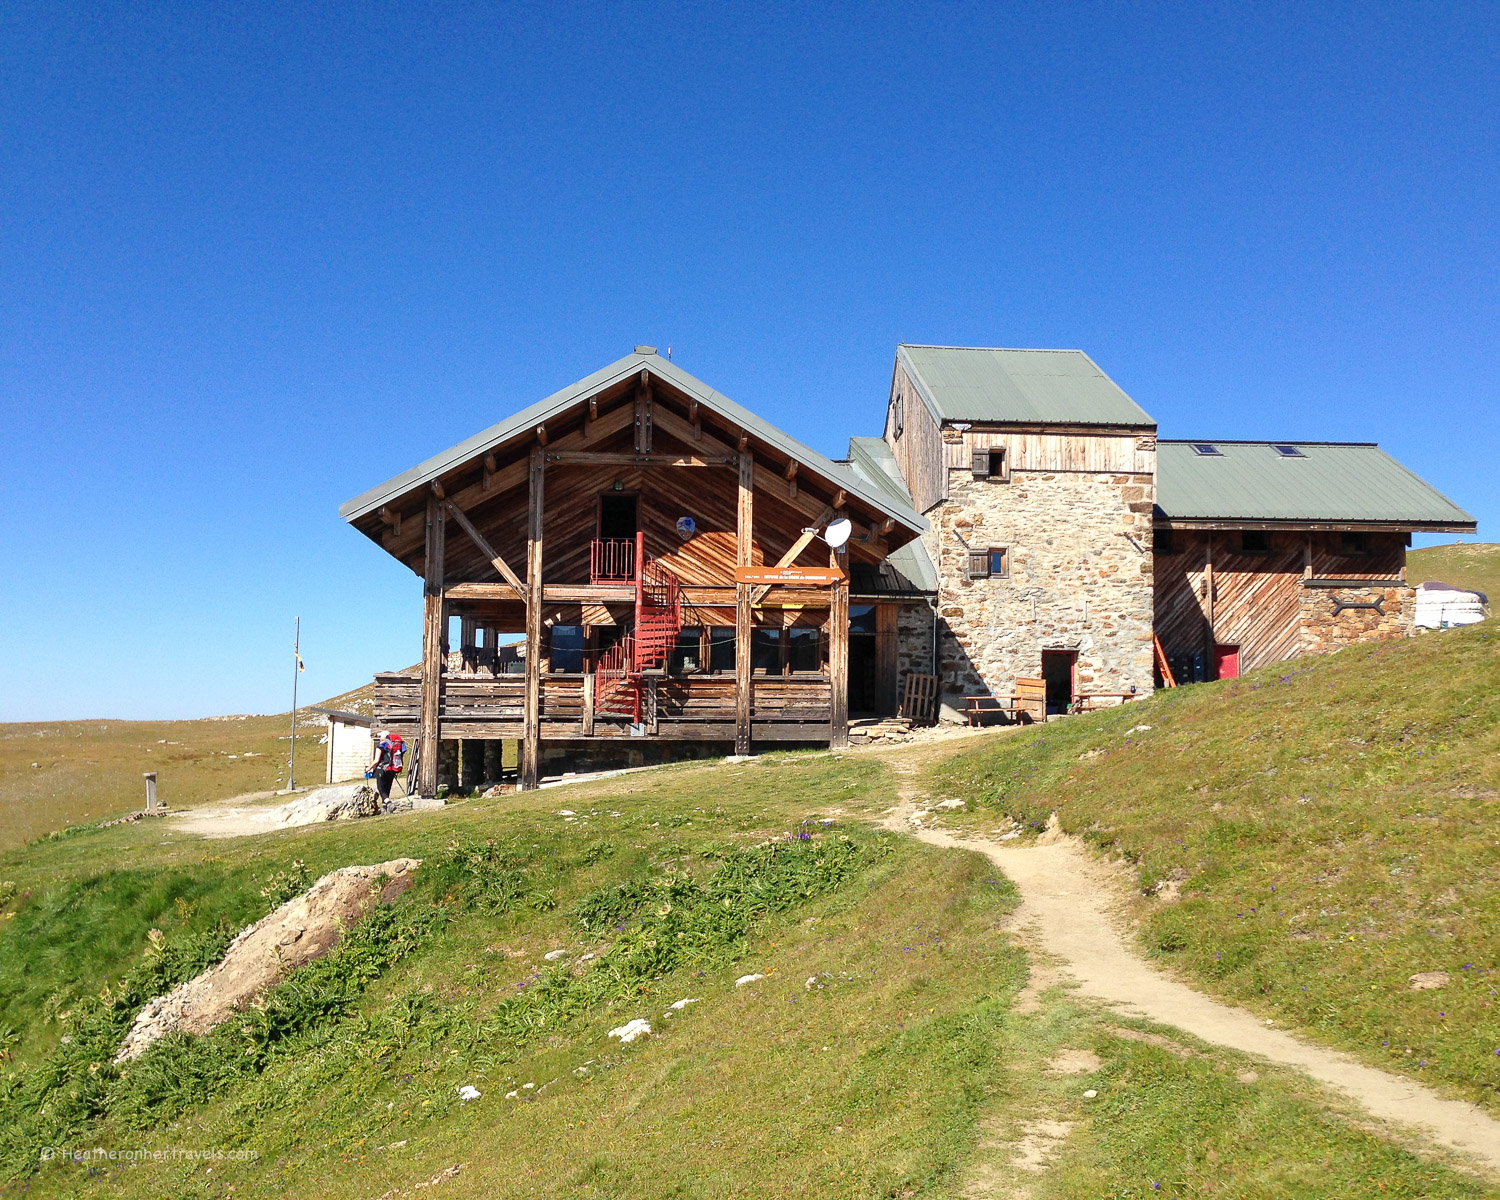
[373,671,831,738]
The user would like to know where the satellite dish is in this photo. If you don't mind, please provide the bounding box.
[823,518,853,550]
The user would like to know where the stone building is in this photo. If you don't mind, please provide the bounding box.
[863,345,1476,717]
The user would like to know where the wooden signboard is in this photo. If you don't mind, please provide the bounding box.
[734,566,847,586]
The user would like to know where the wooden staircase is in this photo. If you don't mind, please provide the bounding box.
[590,533,682,723]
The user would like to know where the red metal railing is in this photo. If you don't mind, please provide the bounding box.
[590,532,684,722]
[590,538,636,584]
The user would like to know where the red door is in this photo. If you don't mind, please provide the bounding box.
[1214,644,1239,680]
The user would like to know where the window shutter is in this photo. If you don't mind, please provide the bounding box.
[970,448,989,479]
[966,549,990,579]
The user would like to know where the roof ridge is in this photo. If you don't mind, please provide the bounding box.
[898,344,1090,354]
[1161,439,1381,448]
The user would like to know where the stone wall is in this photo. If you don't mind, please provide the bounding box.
[1298,585,1415,655]
[895,600,935,700]
[922,459,1157,717]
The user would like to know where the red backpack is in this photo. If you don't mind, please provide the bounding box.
[386,733,404,772]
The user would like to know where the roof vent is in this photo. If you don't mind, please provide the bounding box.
[1272,444,1305,458]
[1190,443,1222,457]
[635,345,657,355]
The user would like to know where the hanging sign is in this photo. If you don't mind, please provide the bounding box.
[676,516,697,540]
[734,566,847,586]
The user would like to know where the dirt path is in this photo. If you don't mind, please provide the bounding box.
[872,748,1500,1178]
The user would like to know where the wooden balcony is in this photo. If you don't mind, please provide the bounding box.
[372,671,831,742]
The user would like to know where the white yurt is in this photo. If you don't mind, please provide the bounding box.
[1414,581,1488,629]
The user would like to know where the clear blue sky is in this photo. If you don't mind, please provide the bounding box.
[2,2,1495,721]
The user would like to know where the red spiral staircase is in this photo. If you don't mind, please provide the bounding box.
[591,532,681,722]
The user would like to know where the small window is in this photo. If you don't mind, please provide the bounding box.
[1272,444,1305,458]
[969,447,1010,481]
[787,628,822,674]
[1153,528,1176,554]
[988,547,1009,577]
[707,627,736,673]
[965,549,990,579]
[1240,531,1271,555]
[848,605,878,635]
[1340,532,1370,556]
[549,625,585,673]
[1191,444,1222,457]
[668,627,704,675]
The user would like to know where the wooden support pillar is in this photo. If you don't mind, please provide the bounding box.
[1203,532,1216,666]
[829,545,849,748]
[418,494,446,798]
[735,450,754,755]
[521,447,545,791]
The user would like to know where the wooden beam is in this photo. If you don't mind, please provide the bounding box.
[430,480,445,500]
[381,405,635,559]
[418,495,446,798]
[543,451,737,467]
[880,518,895,535]
[444,501,526,593]
[379,506,403,536]
[829,549,849,749]
[482,453,496,492]
[750,504,837,605]
[735,450,754,755]
[521,447,544,791]
[637,370,653,453]
[785,459,798,500]
[737,431,749,453]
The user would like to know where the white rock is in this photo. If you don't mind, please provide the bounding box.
[666,997,700,1011]
[522,1082,535,1090]
[1128,725,1152,734]
[457,1085,481,1101]
[935,798,966,811]
[544,948,570,961]
[505,1090,518,1099]
[556,810,576,816]
[1083,1089,1098,1098]
[608,1018,652,1044]
[735,973,766,987]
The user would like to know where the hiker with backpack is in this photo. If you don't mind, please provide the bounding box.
[368,730,405,801]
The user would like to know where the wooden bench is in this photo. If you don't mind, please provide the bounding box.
[966,677,1047,726]
[1070,691,1140,714]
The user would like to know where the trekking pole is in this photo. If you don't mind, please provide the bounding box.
[288,617,301,791]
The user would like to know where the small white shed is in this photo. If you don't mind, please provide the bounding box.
[312,708,375,783]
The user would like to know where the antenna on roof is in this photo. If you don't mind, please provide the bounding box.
[666,346,672,360]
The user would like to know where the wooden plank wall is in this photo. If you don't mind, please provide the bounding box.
[884,360,946,513]
[949,431,1156,474]
[1155,530,1408,675]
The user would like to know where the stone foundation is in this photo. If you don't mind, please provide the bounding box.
[1299,585,1415,654]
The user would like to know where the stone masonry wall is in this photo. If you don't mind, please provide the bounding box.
[894,598,935,702]
[1298,585,1415,655]
[923,460,1156,718]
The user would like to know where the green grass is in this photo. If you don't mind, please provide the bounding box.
[0,724,1496,1195]
[1409,543,1500,599]
[934,621,1500,1115]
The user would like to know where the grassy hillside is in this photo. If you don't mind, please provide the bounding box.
[936,621,1500,1114]
[1409,542,1500,599]
[0,716,326,852]
[2,754,1492,1197]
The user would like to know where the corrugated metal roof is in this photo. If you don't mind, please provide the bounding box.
[839,436,937,593]
[340,351,926,536]
[1156,441,1476,528]
[898,345,1155,428]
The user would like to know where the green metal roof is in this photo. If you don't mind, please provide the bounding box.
[898,345,1155,428]
[841,437,937,593]
[1156,441,1476,530]
[340,350,926,537]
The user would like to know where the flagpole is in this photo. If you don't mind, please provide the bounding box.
[288,616,300,792]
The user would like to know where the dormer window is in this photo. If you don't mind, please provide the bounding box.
[1272,445,1305,458]
[1191,443,1222,457]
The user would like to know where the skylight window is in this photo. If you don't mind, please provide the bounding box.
[1272,445,1305,458]
[1190,444,1222,457]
